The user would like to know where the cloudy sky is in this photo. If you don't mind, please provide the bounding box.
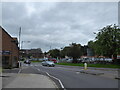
[2,1,118,52]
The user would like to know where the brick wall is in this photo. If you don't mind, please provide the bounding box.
[1,26,19,68]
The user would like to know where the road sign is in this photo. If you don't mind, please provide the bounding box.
[2,50,11,55]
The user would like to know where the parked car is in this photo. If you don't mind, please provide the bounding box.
[24,60,31,64]
[66,58,73,63]
[41,61,55,67]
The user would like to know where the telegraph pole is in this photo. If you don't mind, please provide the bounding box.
[19,27,21,49]
[50,46,51,50]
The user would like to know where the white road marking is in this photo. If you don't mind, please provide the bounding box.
[18,68,22,74]
[46,72,66,90]
[35,67,66,89]
[37,68,41,72]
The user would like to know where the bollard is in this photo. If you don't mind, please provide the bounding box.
[18,61,21,68]
[84,63,87,70]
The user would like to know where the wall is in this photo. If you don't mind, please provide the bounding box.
[1,27,19,68]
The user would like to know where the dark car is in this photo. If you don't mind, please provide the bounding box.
[42,61,55,67]
[24,60,31,64]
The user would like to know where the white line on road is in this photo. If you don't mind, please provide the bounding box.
[34,67,66,89]
[18,68,22,74]
[46,72,66,90]
[37,68,41,72]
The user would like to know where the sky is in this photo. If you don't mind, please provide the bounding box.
[1,1,118,52]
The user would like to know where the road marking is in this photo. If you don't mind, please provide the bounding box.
[37,68,41,72]
[18,68,22,74]
[46,72,66,90]
[76,71,80,74]
[35,67,65,89]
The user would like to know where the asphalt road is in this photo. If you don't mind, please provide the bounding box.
[3,62,119,90]
[28,62,118,89]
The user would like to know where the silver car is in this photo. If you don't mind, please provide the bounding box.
[42,61,55,67]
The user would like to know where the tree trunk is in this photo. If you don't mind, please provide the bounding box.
[112,54,117,64]
[72,58,78,63]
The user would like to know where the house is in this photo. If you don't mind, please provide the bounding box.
[20,48,44,60]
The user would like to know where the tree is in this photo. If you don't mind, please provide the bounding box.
[81,45,88,56]
[60,46,71,58]
[94,24,120,62]
[49,49,60,58]
[60,43,82,63]
[88,40,100,56]
[69,43,81,63]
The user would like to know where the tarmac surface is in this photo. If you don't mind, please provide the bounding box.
[1,63,120,89]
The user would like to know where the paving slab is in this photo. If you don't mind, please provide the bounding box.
[4,73,57,88]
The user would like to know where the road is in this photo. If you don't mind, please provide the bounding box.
[25,62,118,88]
[3,62,119,89]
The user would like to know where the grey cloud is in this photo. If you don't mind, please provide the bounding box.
[2,2,118,52]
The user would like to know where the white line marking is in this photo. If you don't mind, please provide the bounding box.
[37,68,40,71]
[34,67,66,89]
[46,72,65,89]
[18,68,22,74]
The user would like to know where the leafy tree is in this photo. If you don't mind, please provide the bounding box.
[69,43,81,63]
[49,49,60,58]
[60,43,82,63]
[94,24,120,62]
[88,40,100,56]
[60,46,71,58]
[81,45,88,56]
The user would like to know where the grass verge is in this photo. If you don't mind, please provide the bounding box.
[56,63,120,68]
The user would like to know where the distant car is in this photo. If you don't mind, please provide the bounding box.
[24,60,31,64]
[66,58,73,63]
[42,61,55,67]
[48,58,57,63]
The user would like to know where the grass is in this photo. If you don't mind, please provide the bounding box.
[56,63,120,68]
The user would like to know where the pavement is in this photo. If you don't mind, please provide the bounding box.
[3,73,57,88]
[2,68,58,89]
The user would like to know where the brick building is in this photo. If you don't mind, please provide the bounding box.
[0,26,19,68]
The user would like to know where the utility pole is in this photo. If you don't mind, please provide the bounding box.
[50,46,51,50]
[19,27,21,49]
